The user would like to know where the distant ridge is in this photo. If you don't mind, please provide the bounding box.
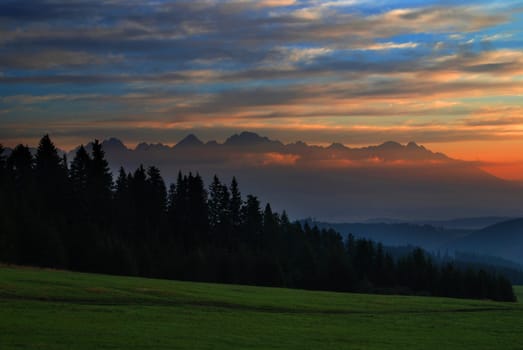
[309,217,523,266]
[450,218,523,264]
[363,216,515,230]
[89,131,452,163]
[61,131,523,223]
[175,134,203,148]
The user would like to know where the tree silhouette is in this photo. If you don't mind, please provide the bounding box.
[32,135,68,266]
[146,166,167,238]
[70,145,91,209]
[229,177,242,228]
[88,140,113,228]
[7,144,34,190]
[208,175,232,247]
[242,195,262,250]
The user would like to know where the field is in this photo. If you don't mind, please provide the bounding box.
[515,285,523,303]
[0,266,522,349]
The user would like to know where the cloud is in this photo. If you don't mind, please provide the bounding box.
[0,0,522,162]
[238,152,301,166]
[256,0,296,7]
[0,50,123,70]
[463,107,523,126]
[354,41,419,51]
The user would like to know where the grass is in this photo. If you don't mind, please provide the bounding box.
[515,285,523,303]
[0,266,522,349]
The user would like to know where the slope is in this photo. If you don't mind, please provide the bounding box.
[0,266,522,349]
[449,218,523,265]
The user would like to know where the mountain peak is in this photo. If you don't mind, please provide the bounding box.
[101,137,127,151]
[328,142,348,150]
[406,141,425,150]
[378,141,403,150]
[225,131,271,146]
[176,134,203,147]
[135,142,169,151]
[135,142,149,151]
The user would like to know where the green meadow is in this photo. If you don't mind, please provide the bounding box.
[0,266,521,349]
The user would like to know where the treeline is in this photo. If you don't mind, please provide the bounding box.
[0,135,516,302]
[442,252,523,285]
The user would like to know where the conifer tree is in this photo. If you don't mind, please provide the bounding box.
[7,144,34,188]
[208,175,231,229]
[87,140,113,227]
[90,140,113,200]
[33,135,68,266]
[114,167,129,201]
[146,166,167,237]
[229,176,242,229]
[70,145,91,200]
[35,135,68,208]
[242,195,262,247]
[187,173,209,246]
[147,166,167,214]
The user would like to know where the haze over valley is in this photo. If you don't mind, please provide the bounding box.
[53,131,523,222]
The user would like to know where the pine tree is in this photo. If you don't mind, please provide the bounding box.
[187,173,209,246]
[7,144,34,188]
[146,166,167,238]
[113,166,131,238]
[147,166,167,214]
[229,177,242,228]
[208,175,225,230]
[70,145,91,200]
[90,140,113,200]
[242,194,262,248]
[114,167,129,201]
[262,203,279,252]
[35,135,68,208]
[87,140,113,227]
[171,171,188,237]
[167,183,176,217]
[208,175,232,247]
[33,135,68,266]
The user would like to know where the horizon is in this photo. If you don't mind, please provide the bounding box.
[3,131,523,184]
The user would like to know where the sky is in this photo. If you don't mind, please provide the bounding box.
[1,0,523,180]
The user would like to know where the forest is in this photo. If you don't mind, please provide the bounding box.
[0,135,516,301]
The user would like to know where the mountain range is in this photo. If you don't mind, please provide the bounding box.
[5,131,523,221]
[62,131,523,222]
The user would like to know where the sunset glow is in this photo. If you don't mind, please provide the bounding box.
[1,0,523,180]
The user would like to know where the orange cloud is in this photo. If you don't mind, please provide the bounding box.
[236,152,300,166]
[262,152,300,166]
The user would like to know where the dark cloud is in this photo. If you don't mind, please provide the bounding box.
[0,1,109,21]
[0,50,122,70]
